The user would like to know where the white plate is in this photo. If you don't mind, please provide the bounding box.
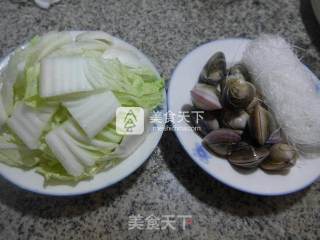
[0,32,166,196]
[168,38,320,196]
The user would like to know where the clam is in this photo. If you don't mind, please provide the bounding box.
[203,129,241,156]
[246,90,265,114]
[222,78,256,109]
[260,144,297,171]
[228,63,251,82]
[199,52,226,86]
[202,111,221,131]
[187,51,300,174]
[246,97,260,114]
[181,104,200,128]
[202,110,221,119]
[203,118,220,131]
[233,130,244,135]
[181,104,205,136]
[267,111,279,134]
[249,104,271,145]
[198,111,221,135]
[195,118,220,137]
[182,104,219,137]
[266,129,284,145]
[228,143,269,169]
[191,83,222,111]
[221,63,252,94]
[222,110,249,130]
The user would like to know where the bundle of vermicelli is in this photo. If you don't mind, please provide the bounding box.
[242,35,320,156]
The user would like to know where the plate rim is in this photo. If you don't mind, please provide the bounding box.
[0,31,166,196]
[168,38,320,196]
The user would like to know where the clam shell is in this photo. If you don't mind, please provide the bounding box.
[199,52,226,86]
[222,110,249,130]
[182,104,220,137]
[202,129,241,156]
[260,144,297,171]
[203,128,242,144]
[270,144,297,163]
[249,104,271,145]
[222,78,256,109]
[203,143,233,156]
[266,129,284,144]
[205,118,220,131]
[246,97,260,114]
[228,63,252,82]
[228,143,269,169]
[191,83,222,110]
[196,118,220,137]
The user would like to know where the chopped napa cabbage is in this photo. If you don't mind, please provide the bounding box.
[22,63,47,108]
[1,32,73,115]
[86,58,164,109]
[36,158,113,184]
[0,127,40,168]
[27,31,73,66]
[101,110,151,161]
[0,79,14,116]
[62,41,109,52]
[24,63,40,101]
[48,41,110,58]
[102,46,143,67]
[7,102,57,149]
[76,31,113,45]
[45,120,121,177]
[0,37,39,114]
[3,36,41,88]
[0,97,8,127]
[0,31,164,185]
[105,128,148,160]
[36,118,122,183]
[39,57,164,109]
[63,90,120,138]
[40,57,95,97]
[45,128,85,176]
[42,104,71,132]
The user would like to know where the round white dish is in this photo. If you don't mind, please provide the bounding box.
[168,38,320,196]
[0,31,166,196]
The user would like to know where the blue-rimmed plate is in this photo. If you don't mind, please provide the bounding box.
[168,38,320,196]
[0,31,166,196]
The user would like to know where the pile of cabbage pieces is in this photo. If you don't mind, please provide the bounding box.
[0,31,164,184]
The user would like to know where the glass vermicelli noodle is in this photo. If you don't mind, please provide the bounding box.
[242,35,320,156]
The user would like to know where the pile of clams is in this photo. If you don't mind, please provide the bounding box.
[183,52,297,172]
